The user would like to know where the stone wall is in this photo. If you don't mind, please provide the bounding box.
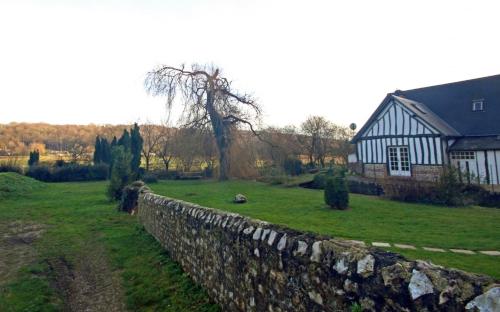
[412,165,443,182]
[363,164,387,179]
[138,193,499,312]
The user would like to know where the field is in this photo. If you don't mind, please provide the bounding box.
[1,174,499,311]
[150,179,500,279]
[0,173,218,311]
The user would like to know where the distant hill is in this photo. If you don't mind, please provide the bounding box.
[0,122,129,155]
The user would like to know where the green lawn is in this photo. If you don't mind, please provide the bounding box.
[0,174,219,311]
[150,179,500,278]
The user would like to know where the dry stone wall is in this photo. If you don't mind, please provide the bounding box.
[138,193,499,312]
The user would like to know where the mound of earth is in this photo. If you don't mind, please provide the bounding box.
[0,172,45,198]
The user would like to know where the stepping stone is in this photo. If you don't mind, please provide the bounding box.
[450,249,475,255]
[394,244,416,250]
[422,247,446,253]
[479,250,500,256]
[372,242,391,247]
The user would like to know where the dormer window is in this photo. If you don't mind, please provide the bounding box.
[472,99,484,111]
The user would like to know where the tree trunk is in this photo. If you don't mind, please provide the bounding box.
[206,89,231,181]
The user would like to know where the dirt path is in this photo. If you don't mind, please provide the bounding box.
[49,242,126,312]
[0,221,45,286]
[1,221,126,311]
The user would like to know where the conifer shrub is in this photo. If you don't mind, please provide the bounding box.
[119,180,150,213]
[324,176,349,210]
[107,146,132,201]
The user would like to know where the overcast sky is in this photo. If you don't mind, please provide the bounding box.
[1,0,500,129]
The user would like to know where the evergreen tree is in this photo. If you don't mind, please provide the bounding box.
[93,136,102,164]
[100,137,111,164]
[111,136,118,148]
[118,130,131,151]
[107,146,132,201]
[324,176,349,210]
[130,123,143,177]
[28,149,40,167]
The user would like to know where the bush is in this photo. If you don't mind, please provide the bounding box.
[107,146,132,201]
[324,176,349,209]
[119,180,150,213]
[142,172,158,184]
[0,164,23,174]
[382,178,440,204]
[437,166,464,206]
[283,157,303,176]
[347,179,383,196]
[462,184,500,208]
[26,164,109,182]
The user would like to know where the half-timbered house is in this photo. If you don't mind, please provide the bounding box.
[351,75,500,185]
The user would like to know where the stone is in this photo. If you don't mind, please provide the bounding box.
[450,249,475,255]
[261,229,271,241]
[308,291,323,305]
[372,242,391,247]
[409,270,434,300]
[243,226,255,235]
[277,234,287,251]
[293,241,308,256]
[479,250,500,256]
[394,244,416,250]
[357,254,375,277]
[253,228,263,240]
[268,231,278,246]
[344,279,358,293]
[422,247,446,253]
[465,287,500,311]
[310,241,323,263]
[233,194,247,203]
[254,248,260,257]
[333,258,349,275]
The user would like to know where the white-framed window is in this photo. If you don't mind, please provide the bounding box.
[451,151,475,160]
[472,100,484,112]
[388,146,411,176]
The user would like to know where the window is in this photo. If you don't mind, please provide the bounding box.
[388,146,411,176]
[472,100,484,112]
[451,151,475,160]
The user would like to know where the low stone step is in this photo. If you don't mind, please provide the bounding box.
[450,249,475,255]
[422,247,446,252]
[394,244,416,250]
[372,242,391,247]
[479,250,500,256]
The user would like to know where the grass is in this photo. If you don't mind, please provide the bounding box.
[150,179,500,278]
[0,172,45,198]
[0,175,219,311]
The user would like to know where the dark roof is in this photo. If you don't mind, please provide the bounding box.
[449,136,500,151]
[396,74,500,136]
[392,96,460,136]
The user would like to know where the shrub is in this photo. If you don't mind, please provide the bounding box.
[347,179,383,196]
[324,176,349,209]
[462,184,500,208]
[107,146,132,201]
[0,164,23,174]
[26,164,109,182]
[142,172,158,184]
[382,178,440,204]
[119,180,150,213]
[283,157,303,176]
[437,166,464,206]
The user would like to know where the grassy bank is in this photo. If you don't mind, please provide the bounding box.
[0,177,219,311]
[151,179,500,278]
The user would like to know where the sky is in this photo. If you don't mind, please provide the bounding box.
[1,0,500,129]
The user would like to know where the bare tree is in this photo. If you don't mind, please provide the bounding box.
[300,116,334,167]
[145,64,261,180]
[140,121,163,171]
[156,124,177,173]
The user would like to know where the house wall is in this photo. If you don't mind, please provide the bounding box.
[362,164,442,182]
[138,192,498,312]
[451,150,500,185]
[356,100,445,169]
